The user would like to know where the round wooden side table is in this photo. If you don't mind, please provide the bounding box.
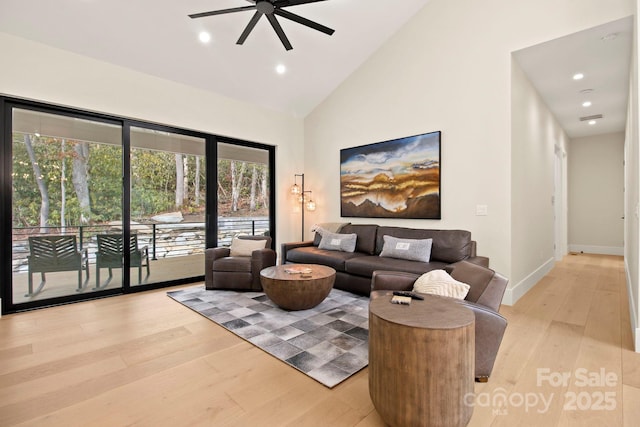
[259,264,336,310]
[368,291,475,427]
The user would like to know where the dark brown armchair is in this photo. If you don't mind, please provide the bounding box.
[371,260,509,382]
[205,235,276,291]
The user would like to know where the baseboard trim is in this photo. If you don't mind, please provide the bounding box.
[502,257,555,306]
[568,244,624,256]
[624,258,640,353]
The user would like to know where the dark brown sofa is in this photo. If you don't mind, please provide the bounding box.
[281,224,489,295]
[371,260,509,381]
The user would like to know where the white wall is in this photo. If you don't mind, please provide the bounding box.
[624,0,640,351]
[304,0,633,298]
[509,60,570,304]
[0,32,305,254]
[569,132,625,255]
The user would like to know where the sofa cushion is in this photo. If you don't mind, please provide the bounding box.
[340,224,378,254]
[345,255,447,278]
[375,227,472,263]
[379,235,432,262]
[285,247,364,272]
[318,230,357,252]
[413,269,470,299]
[212,256,252,273]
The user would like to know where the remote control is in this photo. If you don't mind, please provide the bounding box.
[393,291,424,300]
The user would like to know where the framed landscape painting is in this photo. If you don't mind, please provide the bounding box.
[340,131,441,219]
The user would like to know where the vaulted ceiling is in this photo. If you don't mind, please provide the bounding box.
[0,0,431,117]
[0,1,632,139]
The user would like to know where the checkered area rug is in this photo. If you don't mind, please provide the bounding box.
[167,285,370,388]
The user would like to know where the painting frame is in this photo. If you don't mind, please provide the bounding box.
[340,131,441,219]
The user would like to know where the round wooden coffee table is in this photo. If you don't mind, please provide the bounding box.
[369,290,475,427]
[259,264,336,310]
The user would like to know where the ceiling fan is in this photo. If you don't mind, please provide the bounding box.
[188,0,334,51]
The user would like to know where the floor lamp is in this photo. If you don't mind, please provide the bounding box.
[291,173,316,241]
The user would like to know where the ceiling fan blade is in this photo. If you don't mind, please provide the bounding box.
[237,11,263,45]
[274,9,334,35]
[266,14,293,51]
[188,5,256,19]
[274,0,329,7]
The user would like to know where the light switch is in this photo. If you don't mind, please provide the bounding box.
[476,204,488,216]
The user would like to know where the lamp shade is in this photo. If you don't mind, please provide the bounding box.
[306,199,316,211]
[291,183,301,195]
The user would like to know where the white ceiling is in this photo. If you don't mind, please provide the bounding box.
[514,16,633,139]
[0,1,632,139]
[0,0,431,118]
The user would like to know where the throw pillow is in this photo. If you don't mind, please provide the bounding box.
[379,235,432,262]
[318,230,357,252]
[229,237,267,257]
[412,269,470,299]
[312,223,350,246]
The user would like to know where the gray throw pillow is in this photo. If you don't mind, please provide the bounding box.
[379,235,433,262]
[319,230,357,252]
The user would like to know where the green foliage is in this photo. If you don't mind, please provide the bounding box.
[89,144,122,222]
[130,150,175,219]
[12,132,267,228]
[217,159,269,213]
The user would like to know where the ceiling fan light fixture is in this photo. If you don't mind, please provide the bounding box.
[256,1,275,14]
[188,0,335,51]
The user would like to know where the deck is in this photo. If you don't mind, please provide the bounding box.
[10,254,204,305]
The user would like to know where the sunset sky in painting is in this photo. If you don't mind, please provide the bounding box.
[340,132,440,181]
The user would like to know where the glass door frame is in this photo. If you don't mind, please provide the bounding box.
[208,136,276,250]
[2,99,130,312]
[127,122,210,289]
[1,97,280,314]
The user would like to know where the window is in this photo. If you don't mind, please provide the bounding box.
[1,98,275,313]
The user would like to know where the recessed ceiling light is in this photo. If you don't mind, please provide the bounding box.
[198,31,211,43]
[573,73,585,80]
[582,101,592,107]
[588,120,596,125]
[275,64,286,74]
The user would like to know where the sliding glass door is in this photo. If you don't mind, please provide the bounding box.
[10,108,123,305]
[1,98,276,313]
[129,127,206,286]
[216,142,272,246]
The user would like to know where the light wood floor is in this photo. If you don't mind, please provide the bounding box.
[0,254,638,426]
